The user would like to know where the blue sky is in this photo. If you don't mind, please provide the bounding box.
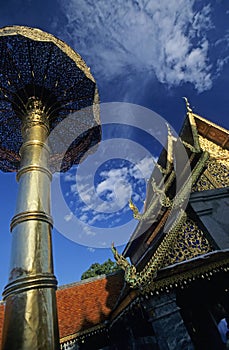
[0,0,229,294]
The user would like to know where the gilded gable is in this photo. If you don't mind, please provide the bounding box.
[163,216,213,267]
[192,136,229,191]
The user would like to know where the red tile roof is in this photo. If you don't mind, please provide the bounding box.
[0,272,124,346]
[57,272,124,340]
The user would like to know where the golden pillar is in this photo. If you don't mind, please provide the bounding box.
[0,25,100,350]
[2,98,59,349]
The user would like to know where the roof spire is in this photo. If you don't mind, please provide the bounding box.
[183,97,193,114]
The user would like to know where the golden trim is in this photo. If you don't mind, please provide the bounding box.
[113,151,210,289]
[193,113,229,136]
[10,210,53,231]
[138,210,187,285]
[3,274,57,299]
[193,136,229,190]
[129,123,177,221]
[112,209,187,289]
[60,324,106,344]
[173,151,209,207]
[16,165,52,181]
[0,26,95,83]
[163,216,213,267]
[0,26,100,126]
[166,122,177,165]
[146,209,171,245]
[204,168,222,189]
[182,97,201,153]
[19,140,50,155]
[199,135,229,162]
[188,113,201,153]
[145,256,229,294]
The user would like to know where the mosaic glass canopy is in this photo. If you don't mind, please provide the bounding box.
[0,26,101,172]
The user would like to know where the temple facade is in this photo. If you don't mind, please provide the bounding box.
[0,105,228,349]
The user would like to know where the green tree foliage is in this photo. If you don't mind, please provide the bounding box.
[81,258,120,280]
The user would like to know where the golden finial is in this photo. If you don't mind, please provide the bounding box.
[111,242,137,283]
[129,199,140,219]
[161,122,176,170]
[111,242,129,269]
[183,97,193,114]
[182,97,201,153]
[166,122,176,141]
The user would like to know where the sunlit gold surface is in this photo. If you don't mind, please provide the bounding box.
[112,209,187,289]
[129,124,176,221]
[113,150,211,290]
[163,217,213,266]
[2,99,59,350]
[192,136,229,192]
[115,104,229,294]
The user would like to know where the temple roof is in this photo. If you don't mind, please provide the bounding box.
[123,110,229,260]
[57,272,124,342]
[193,113,229,149]
[0,272,124,347]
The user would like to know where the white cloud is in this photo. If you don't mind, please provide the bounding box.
[64,212,74,222]
[57,0,221,92]
[96,167,131,207]
[215,30,229,73]
[87,247,95,253]
[192,4,213,36]
[217,56,229,73]
[130,156,156,180]
[65,156,152,226]
[79,213,88,222]
[82,225,96,236]
[64,173,76,182]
